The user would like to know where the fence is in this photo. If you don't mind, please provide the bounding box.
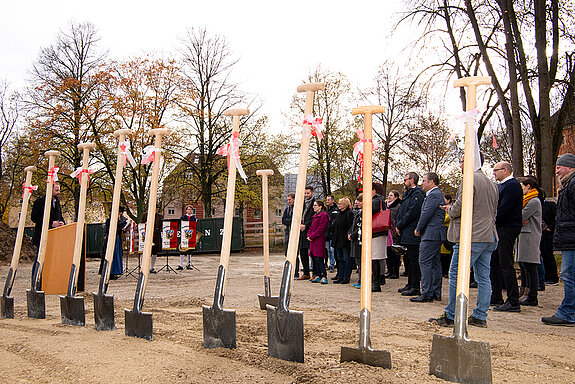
[244,221,284,248]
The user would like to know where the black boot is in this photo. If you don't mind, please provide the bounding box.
[372,260,381,292]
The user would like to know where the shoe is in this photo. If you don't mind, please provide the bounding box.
[493,301,521,312]
[149,268,157,274]
[311,276,321,283]
[109,274,120,280]
[384,273,392,278]
[294,273,300,278]
[398,285,410,293]
[176,266,184,271]
[469,281,478,288]
[339,279,350,284]
[329,267,335,273]
[401,288,421,296]
[429,313,454,327]
[296,274,310,280]
[541,315,575,327]
[388,274,399,279]
[333,279,341,284]
[372,285,381,292]
[490,298,504,306]
[545,280,559,286]
[519,297,538,306]
[331,276,341,281]
[320,277,328,284]
[186,265,193,270]
[410,295,433,302]
[400,272,408,277]
[433,295,442,301]
[468,315,487,328]
[311,275,318,280]
[352,283,361,289]
[538,285,545,291]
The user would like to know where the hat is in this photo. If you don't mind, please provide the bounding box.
[557,153,575,168]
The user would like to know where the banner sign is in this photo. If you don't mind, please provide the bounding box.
[162,220,179,250]
[138,223,146,252]
[180,220,198,249]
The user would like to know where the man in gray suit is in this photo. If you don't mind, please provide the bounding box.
[430,164,499,327]
[411,172,447,302]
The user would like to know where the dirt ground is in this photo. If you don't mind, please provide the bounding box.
[1,250,574,383]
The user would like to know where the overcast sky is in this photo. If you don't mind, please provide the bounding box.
[0,0,411,130]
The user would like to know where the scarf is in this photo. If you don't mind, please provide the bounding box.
[522,188,539,208]
[559,169,575,188]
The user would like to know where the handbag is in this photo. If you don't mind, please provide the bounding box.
[372,199,391,233]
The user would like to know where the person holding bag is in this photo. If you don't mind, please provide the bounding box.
[371,182,389,291]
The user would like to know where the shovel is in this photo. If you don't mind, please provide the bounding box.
[267,82,324,363]
[93,129,133,331]
[203,108,249,349]
[124,128,170,341]
[429,76,492,384]
[340,106,391,368]
[256,169,279,310]
[27,150,60,319]
[1,166,37,319]
[60,142,96,326]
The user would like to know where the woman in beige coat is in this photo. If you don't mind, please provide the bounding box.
[516,176,543,306]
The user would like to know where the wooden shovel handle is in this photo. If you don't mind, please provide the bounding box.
[10,166,37,272]
[71,143,95,288]
[36,151,60,269]
[284,83,325,277]
[355,106,385,314]
[103,129,133,282]
[257,170,274,277]
[219,108,249,275]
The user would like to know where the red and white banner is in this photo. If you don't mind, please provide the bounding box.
[162,220,178,250]
[181,220,198,249]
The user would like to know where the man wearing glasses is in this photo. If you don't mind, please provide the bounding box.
[491,161,523,312]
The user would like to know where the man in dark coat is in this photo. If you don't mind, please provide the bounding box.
[325,195,339,272]
[491,161,523,312]
[396,172,425,296]
[542,153,575,326]
[282,193,295,256]
[295,186,315,280]
[412,172,447,302]
[31,183,65,250]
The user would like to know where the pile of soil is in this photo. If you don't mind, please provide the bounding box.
[0,221,35,263]
[0,251,574,383]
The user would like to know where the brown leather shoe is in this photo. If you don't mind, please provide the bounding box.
[296,274,310,280]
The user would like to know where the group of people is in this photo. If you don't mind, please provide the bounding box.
[282,152,575,328]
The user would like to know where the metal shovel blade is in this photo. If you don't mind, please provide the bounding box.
[266,305,304,363]
[124,308,153,340]
[0,295,14,319]
[60,295,85,326]
[429,334,492,384]
[257,294,279,310]
[340,346,392,368]
[93,292,115,331]
[202,304,236,349]
[26,289,45,319]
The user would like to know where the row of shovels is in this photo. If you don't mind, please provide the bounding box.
[1,77,493,384]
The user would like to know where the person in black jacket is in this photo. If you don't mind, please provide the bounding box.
[540,191,558,285]
[385,190,402,279]
[491,161,523,312]
[331,197,355,284]
[295,186,315,280]
[542,153,575,326]
[349,195,363,288]
[325,195,339,272]
[31,183,65,250]
[396,172,425,296]
[282,193,295,256]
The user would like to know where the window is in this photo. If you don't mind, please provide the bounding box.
[253,209,262,220]
[167,207,175,215]
[275,209,282,217]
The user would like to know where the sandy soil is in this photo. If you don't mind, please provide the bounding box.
[1,250,574,383]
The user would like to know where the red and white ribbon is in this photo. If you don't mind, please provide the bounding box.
[46,167,59,184]
[70,167,95,187]
[119,141,137,168]
[302,114,324,140]
[353,129,378,183]
[217,131,247,183]
[22,183,38,198]
[141,145,161,165]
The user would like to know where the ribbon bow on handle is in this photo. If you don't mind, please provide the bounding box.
[119,141,137,168]
[70,167,95,187]
[46,167,59,184]
[217,131,248,183]
[353,128,378,183]
[302,114,324,140]
[22,183,38,198]
[450,105,491,171]
[141,145,162,165]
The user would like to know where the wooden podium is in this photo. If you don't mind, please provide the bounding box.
[42,223,86,294]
